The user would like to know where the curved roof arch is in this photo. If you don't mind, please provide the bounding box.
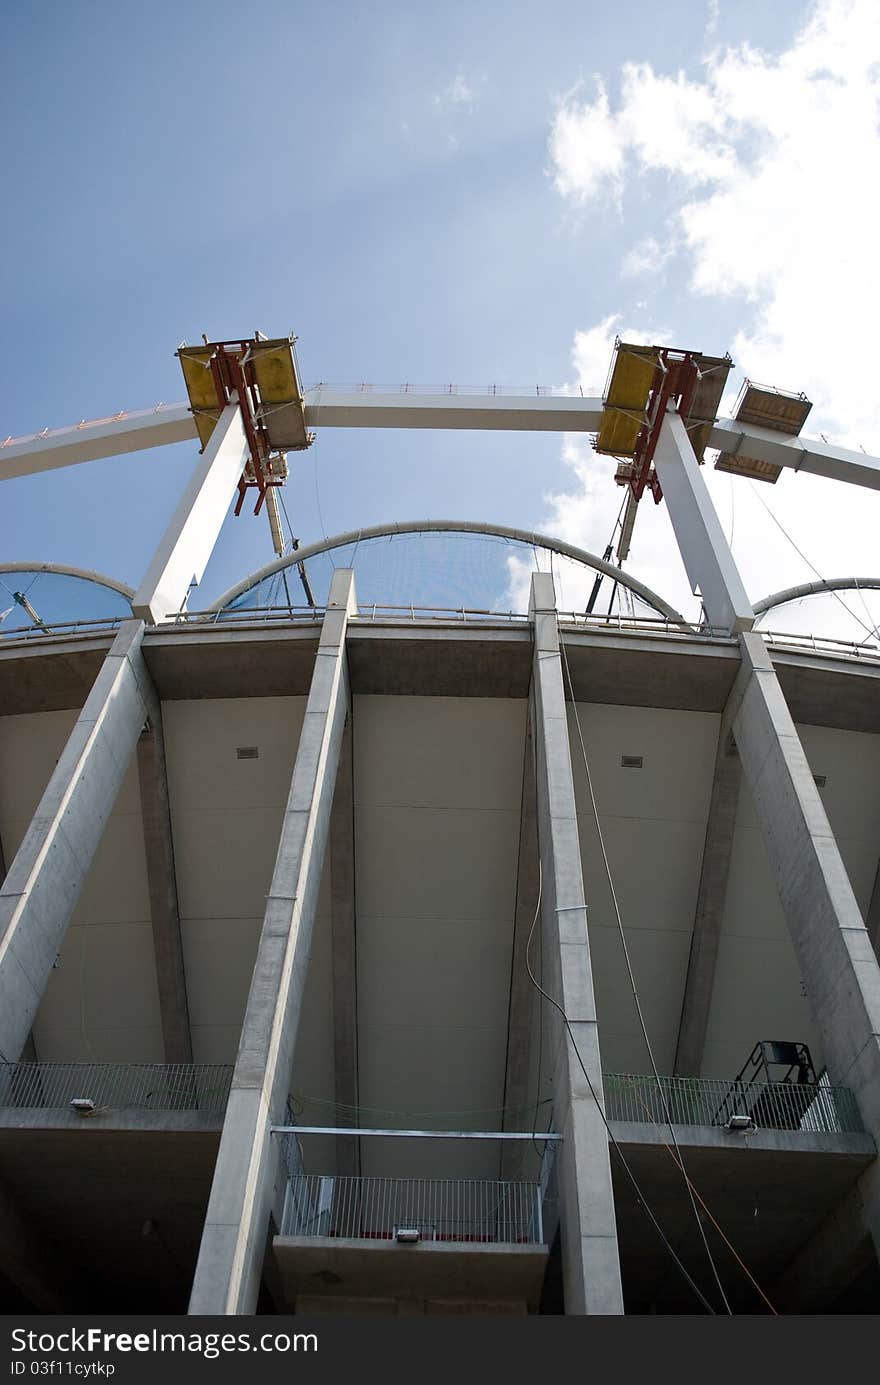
[0,562,134,600]
[209,519,687,623]
[753,577,880,620]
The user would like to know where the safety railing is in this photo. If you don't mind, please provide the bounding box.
[0,1062,233,1114]
[604,1073,864,1135]
[0,616,124,641]
[305,382,598,398]
[280,1174,544,1245]
[761,628,880,664]
[559,611,732,639]
[181,604,530,626]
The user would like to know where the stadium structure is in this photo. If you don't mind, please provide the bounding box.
[1,336,880,1316]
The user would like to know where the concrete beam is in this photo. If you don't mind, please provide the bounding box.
[304,390,604,433]
[0,404,195,481]
[653,408,755,633]
[131,402,249,626]
[673,728,741,1077]
[330,718,359,1179]
[708,418,880,491]
[0,620,155,1063]
[529,572,624,1316]
[500,713,539,1180]
[6,389,880,492]
[188,570,356,1316]
[137,716,193,1064]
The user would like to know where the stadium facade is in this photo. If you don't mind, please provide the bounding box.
[1,341,880,1315]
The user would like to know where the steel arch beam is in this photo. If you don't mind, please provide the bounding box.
[207,519,687,623]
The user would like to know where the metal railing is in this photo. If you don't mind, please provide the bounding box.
[305,382,594,398]
[761,628,880,664]
[0,1062,233,1114]
[604,1073,864,1135]
[0,616,124,641]
[281,1174,544,1245]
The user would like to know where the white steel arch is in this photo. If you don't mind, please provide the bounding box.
[0,562,134,601]
[208,518,687,622]
[753,577,880,622]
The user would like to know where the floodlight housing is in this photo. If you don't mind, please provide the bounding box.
[70,1098,95,1114]
[395,1228,421,1243]
[725,1113,757,1134]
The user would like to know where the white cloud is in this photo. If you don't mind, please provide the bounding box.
[621,236,675,278]
[435,73,477,110]
[537,0,880,640]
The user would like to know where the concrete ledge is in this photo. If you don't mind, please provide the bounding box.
[609,1120,876,1158]
[272,1235,548,1310]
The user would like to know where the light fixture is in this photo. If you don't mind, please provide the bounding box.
[395,1228,420,1243]
[725,1113,757,1134]
[69,1098,95,1115]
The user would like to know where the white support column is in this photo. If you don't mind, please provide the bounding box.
[529,573,624,1316]
[653,408,755,633]
[656,405,880,1288]
[131,402,249,625]
[188,570,356,1316]
[0,620,155,1062]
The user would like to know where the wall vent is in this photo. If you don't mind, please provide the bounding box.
[813,773,826,788]
[620,755,643,769]
[236,746,259,760]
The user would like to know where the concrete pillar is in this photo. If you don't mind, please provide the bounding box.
[131,402,250,625]
[500,713,539,1180]
[653,407,754,633]
[673,730,741,1076]
[188,570,356,1316]
[330,719,360,1178]
[137,716,193,1064]
[529,573,624,1315]
[655,406,880,1291]
[0,620,155,1063]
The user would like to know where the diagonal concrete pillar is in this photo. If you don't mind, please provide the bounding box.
[137,716,193,1064]
[0,620,155,1063]
[330,718,360,1179]
[673,729,741,1076]
[655,405,880,1284]
[500,712,539,1181]
[188,570,356,1316]
[529,573,624,1316]
[864,859,880,963]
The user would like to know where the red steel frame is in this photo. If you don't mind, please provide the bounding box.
[628,349,700,505]
[204,338,286,517]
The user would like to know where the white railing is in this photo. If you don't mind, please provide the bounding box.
[0,1062,233,1114]
[281,1174,544,1245]
[604,1073,864,1135]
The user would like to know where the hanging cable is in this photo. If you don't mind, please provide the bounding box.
[524,858,716,1315]
[558,636,733,1315]
[747,482,875,640]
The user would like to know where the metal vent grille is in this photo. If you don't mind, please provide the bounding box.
[620,755,643,769]
[236,746,259,760]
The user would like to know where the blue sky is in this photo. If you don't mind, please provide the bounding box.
[3,0,879,635]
